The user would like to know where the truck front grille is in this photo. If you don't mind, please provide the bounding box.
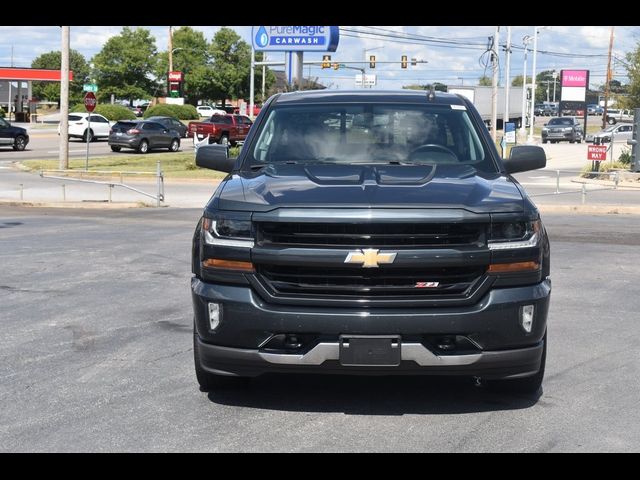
[257,265,485,299]
[257,222,485,248]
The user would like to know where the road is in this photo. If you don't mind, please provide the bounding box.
[0,127,195,161]
[1,207,640,452]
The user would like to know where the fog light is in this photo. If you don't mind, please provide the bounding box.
[208,302,222,331]
[520,304,535,333]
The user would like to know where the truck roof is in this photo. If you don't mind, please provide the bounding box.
[273,89,467,107]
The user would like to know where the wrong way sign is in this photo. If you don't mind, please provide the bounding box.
[587,145,607,161]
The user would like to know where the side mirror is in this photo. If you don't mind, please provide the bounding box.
[504,145,546,174]
[195,144,236,173]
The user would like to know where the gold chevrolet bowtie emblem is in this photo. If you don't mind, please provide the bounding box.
[344,249,397,268]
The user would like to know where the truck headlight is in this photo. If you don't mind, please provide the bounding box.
[202,215,254,247]
[489,219,540,250]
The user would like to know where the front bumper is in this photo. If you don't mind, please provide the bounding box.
[192,277,551,379]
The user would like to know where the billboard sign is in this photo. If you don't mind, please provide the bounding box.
[561,69,589,102]
[252,26,339,52]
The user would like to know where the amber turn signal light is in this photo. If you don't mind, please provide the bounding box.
[202,258,255,272]
[488,261,540,273]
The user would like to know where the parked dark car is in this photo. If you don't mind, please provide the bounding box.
[108,120,181,153]
[191,90,551,395]
[541,117,583,143]
[0,117,29,151]
[146,116,188,138]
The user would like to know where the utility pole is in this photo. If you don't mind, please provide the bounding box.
[249,47,255,119]
[520,35,532,140]
[528,26,540,143]
[168,26,173,74]
[602,26,615,129]
[491,26,500,142]
[59,26,70,170]
[504,26,512,132]
[8,46,13,121]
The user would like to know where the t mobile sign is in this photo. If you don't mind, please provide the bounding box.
[561,69,589,102]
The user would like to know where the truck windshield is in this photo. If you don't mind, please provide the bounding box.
[248,103,496,172]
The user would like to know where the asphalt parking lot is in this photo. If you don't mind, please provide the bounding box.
[1,207,640,452]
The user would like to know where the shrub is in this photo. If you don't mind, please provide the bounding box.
[144,104,198,120]
[0,108,5,119]
[618,147,631,165]
[70,103,136,121]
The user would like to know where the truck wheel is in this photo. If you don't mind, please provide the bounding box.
[13,135,27,151]
[542,139,547,144]
[137,140,149,154]
[487,332,546,395]
[607,117,616,125]
[193,331,248,392]
[168,138,180,152]
[219,135,229,146]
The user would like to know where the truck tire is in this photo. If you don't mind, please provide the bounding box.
[607,117,616,125]
[193,330,248,392]
[13,135,27,151]
[486,332,546,395]
[219,134,229,146]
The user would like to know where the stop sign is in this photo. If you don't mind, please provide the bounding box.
[84,92,97,112]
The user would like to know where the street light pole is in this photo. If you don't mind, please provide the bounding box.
[520,35,532,140]
[552,70,558,103]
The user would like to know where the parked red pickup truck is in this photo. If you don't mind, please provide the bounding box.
[187,114,253,146]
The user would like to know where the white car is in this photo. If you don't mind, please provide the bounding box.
[58,112,111,142]
[196,105,226,117]
[586,123,634,143]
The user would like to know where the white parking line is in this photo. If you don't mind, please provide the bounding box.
[46,150,89,153]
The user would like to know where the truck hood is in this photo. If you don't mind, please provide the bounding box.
[212,163,524,213]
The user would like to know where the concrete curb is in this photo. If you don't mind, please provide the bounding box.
[0,200,149,209]
[538,204,640,215]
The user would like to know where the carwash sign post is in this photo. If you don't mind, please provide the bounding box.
[251,26,339,87]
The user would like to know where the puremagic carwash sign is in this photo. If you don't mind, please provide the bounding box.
[252,26,339,52]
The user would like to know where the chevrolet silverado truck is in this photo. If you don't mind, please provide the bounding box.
[187,114,253,146]
[191,90,551,394]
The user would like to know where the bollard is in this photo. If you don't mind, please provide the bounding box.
[61,184,66,201]
[19,184,23,200]
[581,183,586,204]
[108,184,113,203]
[614,171,619,189]
[556,170,560,194]
[156,160,162,207]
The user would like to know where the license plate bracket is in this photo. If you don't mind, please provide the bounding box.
[339,335,401,366]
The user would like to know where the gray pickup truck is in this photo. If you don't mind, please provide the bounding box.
[191,90,551,395]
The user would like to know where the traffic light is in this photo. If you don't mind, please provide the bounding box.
[322,55,331,69]
[332,63,339,70]
[401,55,408,69]
[369,55,376,69]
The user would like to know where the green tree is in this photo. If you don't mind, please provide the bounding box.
[208,28,252,105]
[92,27,158,104]
[156,26,213,104]
[402,82,448,91]
[534,70,557,103]
[511,75,532,87]
[478,76,492,86]
[31,49,89,105]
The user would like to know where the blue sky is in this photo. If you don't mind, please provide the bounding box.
[0,26,638,91]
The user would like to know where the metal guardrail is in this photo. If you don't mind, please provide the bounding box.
[525,168,640,204]
[39,161,165,206]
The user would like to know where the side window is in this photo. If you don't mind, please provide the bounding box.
[90,115,107,123]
